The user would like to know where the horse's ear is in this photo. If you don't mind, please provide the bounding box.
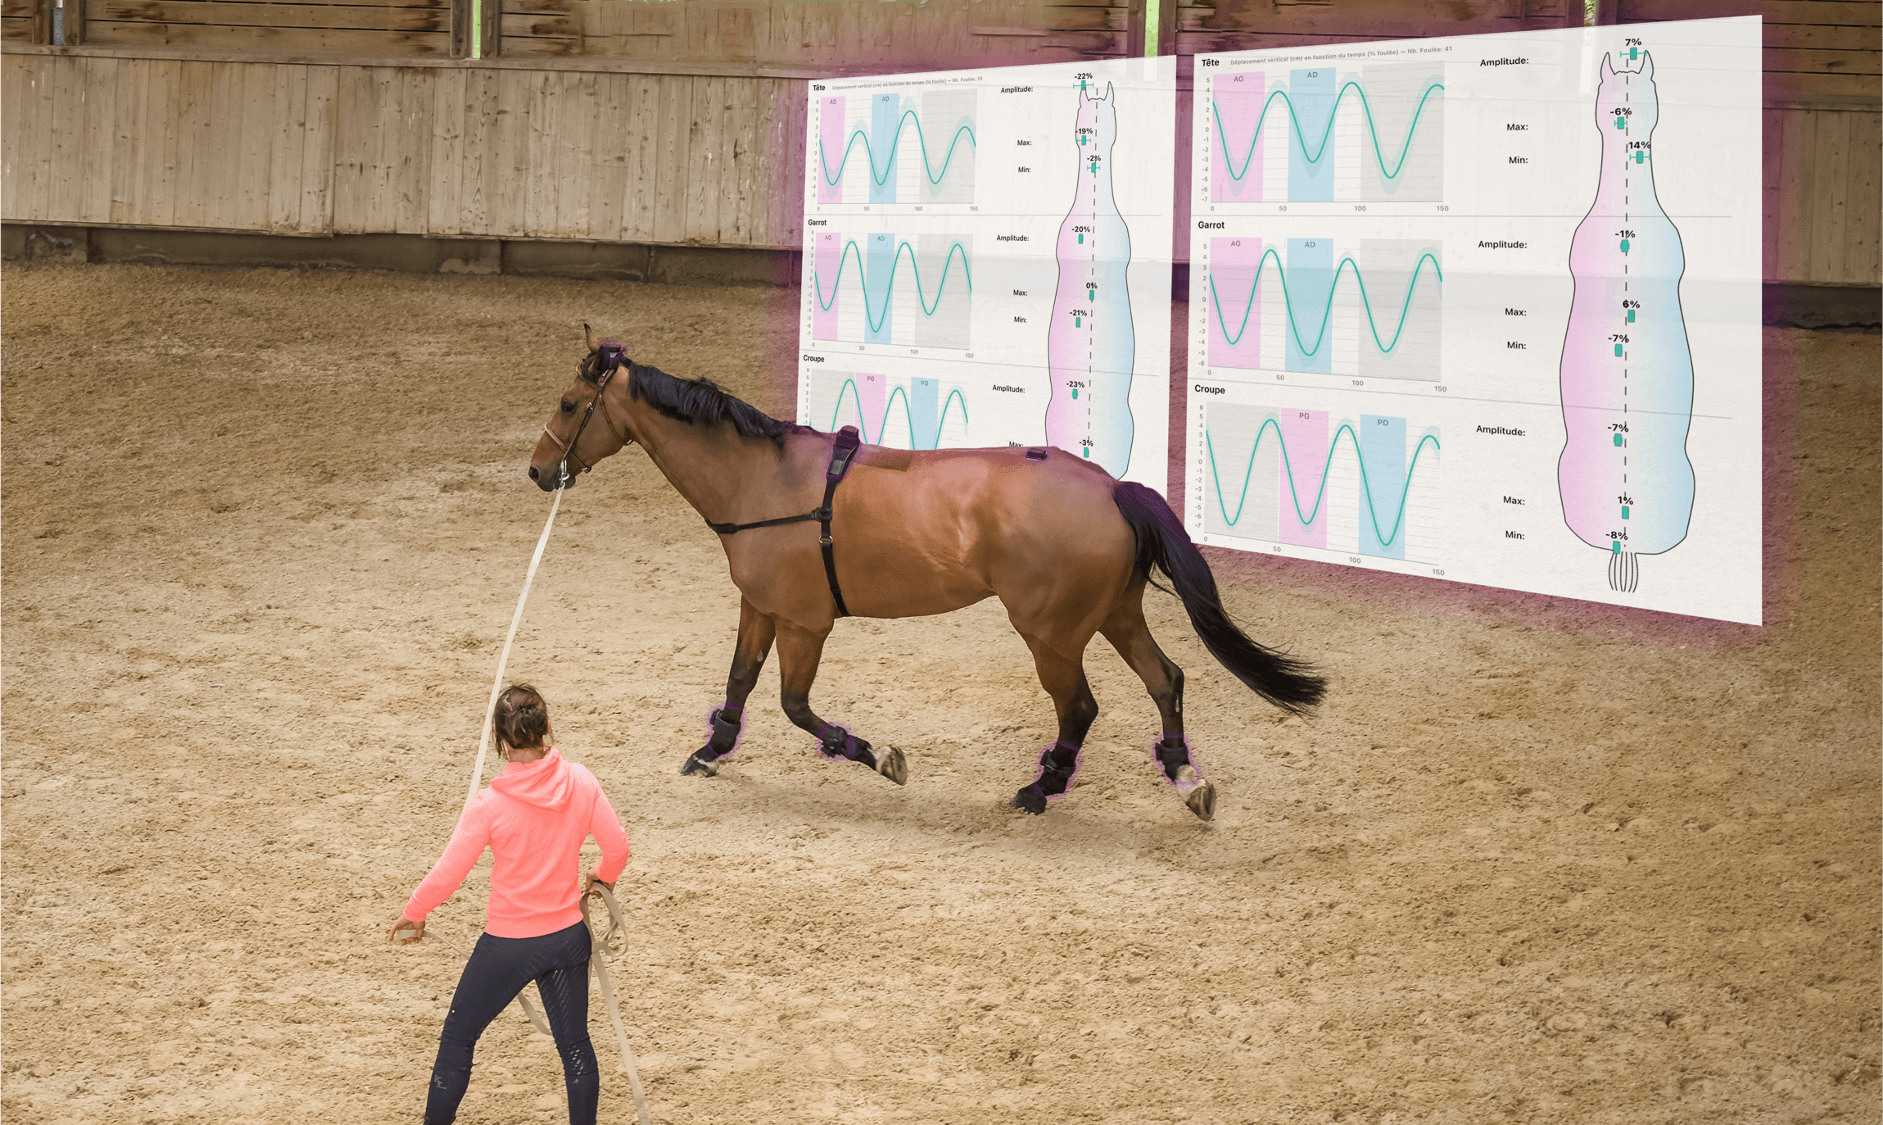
[584,323,601,353]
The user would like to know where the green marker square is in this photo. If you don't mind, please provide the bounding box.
[1613,434,1623,446]
[1621,506,1630,519]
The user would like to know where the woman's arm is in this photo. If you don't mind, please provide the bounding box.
[400,799,494,927]
[588,787,631,887]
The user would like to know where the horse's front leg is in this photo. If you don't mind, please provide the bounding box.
[682,598,776,777]
[775,622,907,786]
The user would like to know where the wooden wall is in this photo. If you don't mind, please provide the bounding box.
[499,0,1130,68]
[1177,0,1582,54]
[508,0,1129,67]
[0,50,806,246]
[2,0,1879,285]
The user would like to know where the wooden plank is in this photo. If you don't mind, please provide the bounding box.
[1767,23,1883,51]
[682,74,721,244]
[460,66,497,234]
[403,66,433,233]
[650,73,685,242]
[518,67,551,235]
[1842,109,1881,285]
[1812,109,1852,283]
[23,51,58,219]
[1621,0,1878,25]
[559,69,599,237]
[500,11,575,41]
[490,67,532,235]
[106,55,142,223]
[206,58,248,228]
[717,73,754,246]
[82,21,448,53]
[587,69,627,240]
[75,55,114,222]
[617,71,657,242]
[0,56,35,219]
[331,64,376,231]
[1772,107,1815,283]
[1765,68,1881,106]
[265,62,304,230]
[426,62,464,234]
[145,58,184,228]
[45,55,83,223]
[299,64,335,231]
[88,0,449,31]
[762,74,804,248]
[1764,46,1881,75]
[1,19,32,41]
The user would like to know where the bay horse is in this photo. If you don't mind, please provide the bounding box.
[528,329,1324,820]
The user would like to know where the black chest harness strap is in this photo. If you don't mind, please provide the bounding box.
[703,426,862,618]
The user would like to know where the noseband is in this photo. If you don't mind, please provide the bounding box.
[542,342,631,486]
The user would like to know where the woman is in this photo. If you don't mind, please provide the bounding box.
[390,684,630,1125]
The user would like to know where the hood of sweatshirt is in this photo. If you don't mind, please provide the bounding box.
[490,747,574,811]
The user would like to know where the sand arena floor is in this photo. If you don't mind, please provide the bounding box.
[1,263,1877,1125]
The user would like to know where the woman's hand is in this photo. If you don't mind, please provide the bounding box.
[389,916,426,945]
[583,874,615,900]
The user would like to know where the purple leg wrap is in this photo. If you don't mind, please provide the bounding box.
[1031,739,1084,799]
[1152,733,1203,789]
[704,704,744,759]
[817,722,867,762]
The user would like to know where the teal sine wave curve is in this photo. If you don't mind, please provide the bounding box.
[1212,80,1444,184]
[813,239,973,334]
[1204,421,1441,547]
[1208,248,1441,357]
[819,110,977,188]
[826,378,970,447]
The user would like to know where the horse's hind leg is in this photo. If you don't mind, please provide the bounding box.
[1099,589,1215,822]
[683,598,776,777]
[1011,634,1100,815]
[774,621,907,786]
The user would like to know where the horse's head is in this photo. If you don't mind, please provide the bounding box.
[528,325,634,492]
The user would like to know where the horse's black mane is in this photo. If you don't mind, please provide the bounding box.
[585,350,801,443]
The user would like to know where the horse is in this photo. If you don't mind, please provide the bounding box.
[528,329,1324,820]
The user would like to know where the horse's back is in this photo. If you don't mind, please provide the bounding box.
[840,443,1138,621]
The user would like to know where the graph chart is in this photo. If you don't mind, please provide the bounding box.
[799,57,1177,493]
[1208,62,1445,204]
[1189,20,1761,622]
[1204,236,1442,380]
[817,89,978,205]
[804,371,972,450]
[1199,401,1442,563]
[810,231,973,350]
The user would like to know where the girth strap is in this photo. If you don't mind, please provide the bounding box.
[703,426,862,618]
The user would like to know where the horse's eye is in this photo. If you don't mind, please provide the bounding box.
[560,400,576,415]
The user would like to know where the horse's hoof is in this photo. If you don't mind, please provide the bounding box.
[1184,781,1216,822]
[877,745,908,786]
[680,750,719,778]
[1011,784,1048,815]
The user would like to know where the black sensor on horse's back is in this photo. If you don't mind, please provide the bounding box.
[625,362,801,444]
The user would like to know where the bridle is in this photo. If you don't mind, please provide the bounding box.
[541,342,632,487]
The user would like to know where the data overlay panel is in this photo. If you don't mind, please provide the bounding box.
[1189,18,1761,623]
[801,58,1177,491]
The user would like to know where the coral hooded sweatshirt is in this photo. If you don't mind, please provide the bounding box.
[403,749,630,939]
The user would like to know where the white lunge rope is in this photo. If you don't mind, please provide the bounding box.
[447,487,652,1125]
[464,486,562,814]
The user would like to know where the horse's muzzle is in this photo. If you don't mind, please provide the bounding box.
[527,464,570,492]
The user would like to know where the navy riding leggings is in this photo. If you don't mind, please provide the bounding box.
[425,920,598,1125]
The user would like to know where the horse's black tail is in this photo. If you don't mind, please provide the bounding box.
[1112,481,1326,716]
